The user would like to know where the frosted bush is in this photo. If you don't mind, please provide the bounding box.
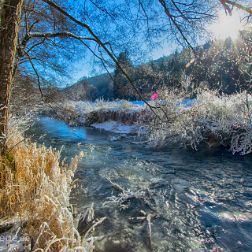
[146,90,252,155]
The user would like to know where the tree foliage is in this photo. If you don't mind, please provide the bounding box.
[111,30,252,99]
[113,51,134,99]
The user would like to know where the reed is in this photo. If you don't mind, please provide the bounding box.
[0,118,92,251]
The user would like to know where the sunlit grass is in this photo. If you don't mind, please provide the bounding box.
[0,118,91,251]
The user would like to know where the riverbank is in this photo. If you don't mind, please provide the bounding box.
[146,90,252,155]
[43,91,252,155]
[0,118,96,251]
[45,99,148,126]
[27,116,252,252]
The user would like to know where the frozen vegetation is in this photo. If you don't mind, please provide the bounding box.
[47,99,149,130]
[0,118,104,252]
[146,90,252,155]
[46,90,252,155]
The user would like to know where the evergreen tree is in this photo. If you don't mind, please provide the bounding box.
[113,51,134,99]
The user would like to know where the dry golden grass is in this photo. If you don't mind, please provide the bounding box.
[0,118,92,252]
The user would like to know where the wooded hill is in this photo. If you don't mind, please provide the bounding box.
[12,30,251,104]
[60,31,251,101]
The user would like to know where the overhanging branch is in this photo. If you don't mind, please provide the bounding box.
[28,32,96,41]
[41,0,163,119]
[158,0,195,54]
[220,0,252,15]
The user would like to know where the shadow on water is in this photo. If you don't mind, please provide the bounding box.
[28,116,252,252]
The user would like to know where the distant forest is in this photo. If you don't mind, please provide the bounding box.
[13,30,251,102]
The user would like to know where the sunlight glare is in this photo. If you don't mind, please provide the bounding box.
[208,10,245,40]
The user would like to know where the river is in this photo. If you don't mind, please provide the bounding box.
[28,116,252,252]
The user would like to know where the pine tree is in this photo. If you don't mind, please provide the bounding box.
[113,51,134,99]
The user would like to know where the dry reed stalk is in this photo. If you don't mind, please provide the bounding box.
[0,118,93,251]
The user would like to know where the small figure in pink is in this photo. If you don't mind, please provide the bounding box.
[151,91,159,101]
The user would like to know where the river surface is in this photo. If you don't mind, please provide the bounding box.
[28,116,252,252]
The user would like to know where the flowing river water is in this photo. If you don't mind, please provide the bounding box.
[28,116,252,252]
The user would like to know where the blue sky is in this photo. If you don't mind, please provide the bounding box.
[69,7,248,85]
[71,39,178,83]
[38,0,249,87]
[58,0,197,85]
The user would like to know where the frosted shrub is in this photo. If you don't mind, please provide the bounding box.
[146,90,252,155]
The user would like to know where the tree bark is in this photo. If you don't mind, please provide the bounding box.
[0,0,23,154]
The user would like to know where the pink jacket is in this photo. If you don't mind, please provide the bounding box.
[151,92,159,101]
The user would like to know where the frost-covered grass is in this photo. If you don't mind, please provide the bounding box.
[146,90,252,155]
[0,118,97,251]
[53,99,145,115]
[48,99,147,127]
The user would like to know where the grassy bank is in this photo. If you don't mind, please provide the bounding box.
[0,118,93,251]
[46,99,147,127]
[146,90,252,155]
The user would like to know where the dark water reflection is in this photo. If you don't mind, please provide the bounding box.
[28,117,252,252]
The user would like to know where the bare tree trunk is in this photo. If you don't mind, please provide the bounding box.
[0,0,23,154]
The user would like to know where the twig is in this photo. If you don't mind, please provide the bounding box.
[105,177,125,193]
[83,217,106,239]
[23,50,44,97]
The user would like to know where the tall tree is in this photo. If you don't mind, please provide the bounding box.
[0,0,24,153]
[113,51,134,99]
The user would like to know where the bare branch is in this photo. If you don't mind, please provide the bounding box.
[28,32,96,41]
[42,0,162,119]
[158,0,195,54]
[23,50,44,97]
[26,37,46,53]
[220,0,252,15]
